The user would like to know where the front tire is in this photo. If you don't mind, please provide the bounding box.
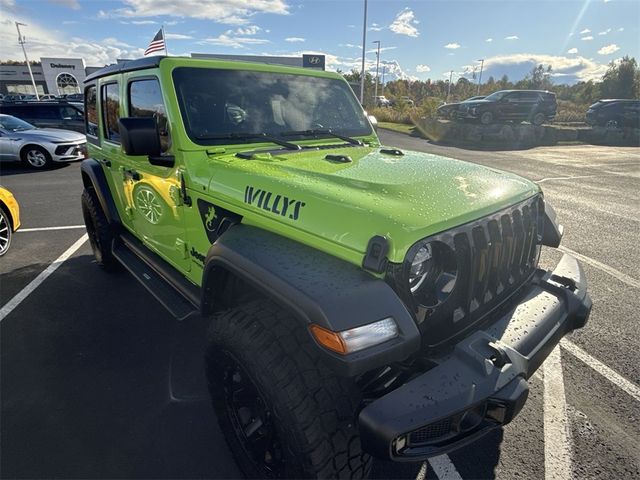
[21,145,52,169]
[206,300,371,479]
[81,187,120,271]
[0,206,12,256]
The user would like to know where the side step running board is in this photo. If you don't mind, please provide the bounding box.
[112,242,199,321]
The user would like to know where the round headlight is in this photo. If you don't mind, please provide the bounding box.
[407,241,458,308]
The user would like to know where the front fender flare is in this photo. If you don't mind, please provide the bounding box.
[201,225,421,376]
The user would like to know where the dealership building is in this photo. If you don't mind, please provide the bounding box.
[0,53,326,96]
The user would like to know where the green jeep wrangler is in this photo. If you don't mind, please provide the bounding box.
[80,56,591,478]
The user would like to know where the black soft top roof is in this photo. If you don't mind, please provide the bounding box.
[85,56,165,83]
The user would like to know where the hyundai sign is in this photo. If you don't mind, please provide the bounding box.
[303,54,326,70]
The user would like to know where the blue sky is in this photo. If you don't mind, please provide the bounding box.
[1,0,638,84]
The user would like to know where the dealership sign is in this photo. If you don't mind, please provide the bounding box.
[303,54,325,70]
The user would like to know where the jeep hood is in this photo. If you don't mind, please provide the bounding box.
[205,146,540,264]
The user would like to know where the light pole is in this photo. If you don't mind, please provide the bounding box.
[372,40,381,102]
[359,0,368,105]
[381,65,386,97]
[15,22,39,100]
[446,70,453,102]
[476,59,484,96]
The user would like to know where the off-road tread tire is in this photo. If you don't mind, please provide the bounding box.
[206,299,372,479]
[81,187,120,272]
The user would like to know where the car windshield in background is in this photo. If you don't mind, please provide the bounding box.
[172,67,372,145]
[0,115,35,131]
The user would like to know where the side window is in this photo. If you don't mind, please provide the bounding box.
[504,93,519,102]
[85,85,98,137]
[101,83,120,143]
[128,78,170,152]
[61,106,83,120]
[32,106,59,119]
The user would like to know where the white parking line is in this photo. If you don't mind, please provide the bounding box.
[18,225,85,233]
[558,245,640,290]
[0,234,88,323]
[543,346,573,480]
[415,461,428,480]
[428,455,463,480]
[561,339,640,402]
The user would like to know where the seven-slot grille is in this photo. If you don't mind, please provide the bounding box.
[411,195,544,348]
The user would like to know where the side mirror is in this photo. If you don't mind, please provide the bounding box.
[368,115,378,132]
[118,117,174,167]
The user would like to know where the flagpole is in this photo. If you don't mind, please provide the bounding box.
[162,25,168,56]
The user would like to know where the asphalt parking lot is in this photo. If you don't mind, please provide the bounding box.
[1,130,639,479]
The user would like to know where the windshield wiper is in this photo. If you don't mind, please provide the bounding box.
[281,129,363,146]
[195,132,302,151]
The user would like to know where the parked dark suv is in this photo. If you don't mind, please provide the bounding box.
[456,90,557,126]
[586,99,640,128]
[0,101,85,133]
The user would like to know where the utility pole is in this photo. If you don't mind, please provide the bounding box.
[381,65,386,97]
[372,40,381,102]
[359,0,368,105]
[15,22,39,100]
[446,70,454,102]
[476,59,484,96]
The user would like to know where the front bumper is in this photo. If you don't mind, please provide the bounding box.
[50,142,87,162]
[358,253,591,461]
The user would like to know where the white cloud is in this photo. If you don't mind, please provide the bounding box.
[48,0,80,9]
[618,27,624,31]
[62,20,79,25]
[285,37,305,43]
[486,38,493,42]
[462,52,609,83]
[598,28,612,35]
[233,25,261,35]
[567,47,578,54]
[339,43,361,49]
[598,43,620,55]
[165,33,193,40]
[0,15,145,65]
[580,28,591,34]
[0,0,16,12]
[581,36,594,41]
[109,0,289,25]
[120,20,157,25]
[505,35,519,40]
[200,33,270,49]
[416,64,431,73]
[444,42,461,49]
[367,46,397,54]
[369,22,383,32]
[389,8,419,37]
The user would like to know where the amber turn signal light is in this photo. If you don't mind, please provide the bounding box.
[309,324,348,354]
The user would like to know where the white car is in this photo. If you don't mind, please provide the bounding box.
[0,114,86,169]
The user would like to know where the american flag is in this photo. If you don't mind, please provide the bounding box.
[144,29,166,56]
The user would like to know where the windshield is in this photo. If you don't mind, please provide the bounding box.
[172,67,372,145]
[0,115,35,131]
[483,91,509,101]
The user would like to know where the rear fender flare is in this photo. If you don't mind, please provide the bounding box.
[80,159,121,228]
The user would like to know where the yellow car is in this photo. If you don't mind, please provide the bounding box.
[0,186,20,256]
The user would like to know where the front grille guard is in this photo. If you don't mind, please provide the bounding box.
[387,195,545,349]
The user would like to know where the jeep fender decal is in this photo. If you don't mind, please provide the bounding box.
[244,185,306,221]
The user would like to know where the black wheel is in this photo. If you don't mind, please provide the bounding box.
[81,187,120,271]
[479,111,494,125]
[21,145,52,169]
[605,118,619,129]
[206,300,371,479]
[532,112,545,126]
[0,206,12,256]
